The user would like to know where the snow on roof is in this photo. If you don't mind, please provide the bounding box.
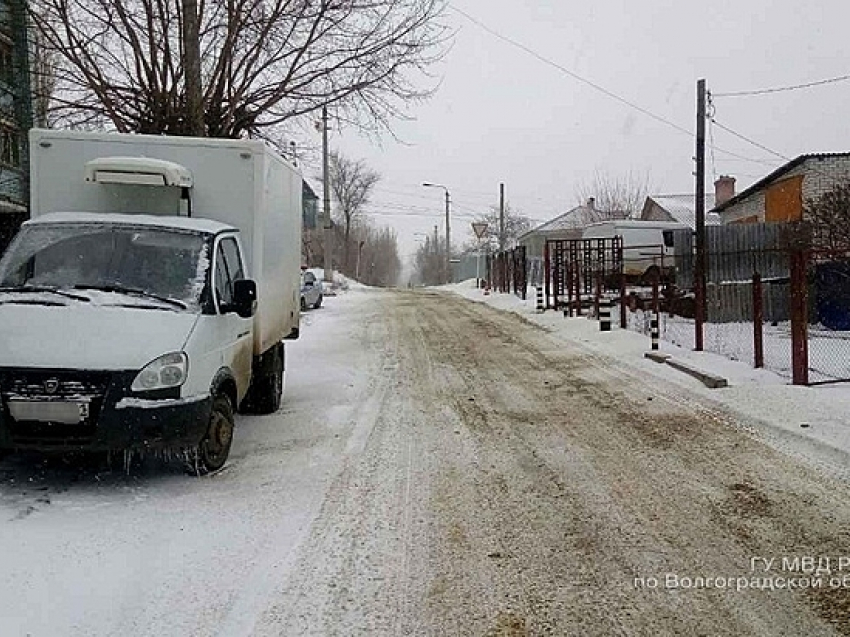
[645,194,722,230]
[25,211,236,235]
[522,205,628,237]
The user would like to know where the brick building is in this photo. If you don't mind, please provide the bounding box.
[713,154,850,224]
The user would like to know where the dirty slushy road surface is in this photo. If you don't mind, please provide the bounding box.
[2,287,850,636]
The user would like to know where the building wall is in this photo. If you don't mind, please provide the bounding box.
[519,228,585,259]
[721,156,850,225]
[0,0,29,253]
[641,201,673,223]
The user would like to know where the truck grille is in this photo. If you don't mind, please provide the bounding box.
[0,369,113,446]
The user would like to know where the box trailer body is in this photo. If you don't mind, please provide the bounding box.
[0,129,303,472]
[582,220,687,283]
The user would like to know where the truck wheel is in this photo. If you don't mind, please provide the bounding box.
[313,295,322,309]
[195,395,234,474]
[251,345,283,414]
[300,296,307,311]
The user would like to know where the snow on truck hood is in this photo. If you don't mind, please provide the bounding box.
[0,302,199,370]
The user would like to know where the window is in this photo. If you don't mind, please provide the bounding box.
[0,126,19,167]
[220,237,244,282]
[214,237,242,311]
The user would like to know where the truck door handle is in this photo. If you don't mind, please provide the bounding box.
[238,330,250,338]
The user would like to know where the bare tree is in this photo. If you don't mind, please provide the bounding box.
[574,169,655,218]
[29,0,449,137]
[414,230,443,286]
[326,151,380,274]
[805,183,850,251]
[468,202,532,252]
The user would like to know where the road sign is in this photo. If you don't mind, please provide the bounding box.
[472,222,488,239]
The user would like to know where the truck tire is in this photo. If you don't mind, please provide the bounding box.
[194,394,234,475]
[248,344,283,414]
[313,294,322,309]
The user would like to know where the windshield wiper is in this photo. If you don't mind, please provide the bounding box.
[0,285,91,302]
[71,284,188,309]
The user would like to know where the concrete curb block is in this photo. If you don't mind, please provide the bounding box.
[665,358,729,389]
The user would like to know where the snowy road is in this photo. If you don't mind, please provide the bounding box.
[3,286,850,636]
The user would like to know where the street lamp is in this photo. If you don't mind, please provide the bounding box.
[422,182,451,283]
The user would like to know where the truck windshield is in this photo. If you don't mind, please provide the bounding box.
[0,223,209,309]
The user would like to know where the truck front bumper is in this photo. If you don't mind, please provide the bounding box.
[0,368,212,453]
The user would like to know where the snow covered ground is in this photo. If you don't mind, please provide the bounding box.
[449,280,850,475]
[0,286,381,637]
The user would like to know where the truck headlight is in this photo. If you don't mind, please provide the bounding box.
[131,352,188,392]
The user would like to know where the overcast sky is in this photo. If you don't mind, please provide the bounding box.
[313,0,850,266]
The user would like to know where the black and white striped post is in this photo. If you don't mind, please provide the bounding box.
[650,315,659,350]
[599,297,611,331]
[536,285,544,312]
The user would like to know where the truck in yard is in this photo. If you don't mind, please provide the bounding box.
[0,129,303,473]
[582,219,687,285]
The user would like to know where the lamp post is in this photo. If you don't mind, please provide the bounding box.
[422,182,451,283]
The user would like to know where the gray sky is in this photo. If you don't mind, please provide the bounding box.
[320,0,850,265]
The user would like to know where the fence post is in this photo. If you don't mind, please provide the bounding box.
[753,272,764,368]
[652,271,660,350]
[573,261,582,317]
[543,241,550,309]
[619,270,627,329]
[790,250,809,385]
[594,271,601,319]
[600,297,611,331]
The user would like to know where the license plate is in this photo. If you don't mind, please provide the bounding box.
[8,399,91,424]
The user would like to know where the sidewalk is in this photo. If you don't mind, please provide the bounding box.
[447,280,850,476]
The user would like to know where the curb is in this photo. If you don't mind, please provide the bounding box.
[664,358,729,389]
[645,352,728,388]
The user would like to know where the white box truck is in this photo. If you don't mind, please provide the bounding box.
[582,220,687,284]
[0,129,302,472]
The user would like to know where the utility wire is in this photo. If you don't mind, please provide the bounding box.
[709,119,792,163]
[449,4,774,167]
[709,117,846,188]
[713,73,850,98]
[450,4,693,137]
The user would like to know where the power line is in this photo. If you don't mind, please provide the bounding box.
[449,4,693,138]
[709,117,847,188]
[713,73,850,98]
[709,119,792,163]
[449,5,782,168]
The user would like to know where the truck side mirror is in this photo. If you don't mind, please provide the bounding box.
[232,279,257,318]
[662,230,675,248]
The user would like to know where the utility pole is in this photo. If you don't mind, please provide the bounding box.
[322,106,333,284]
[499,182,505,252]
[694,78,707,352]
[182,0,204,136]
[444,189,451,284]
[433,224,439,286]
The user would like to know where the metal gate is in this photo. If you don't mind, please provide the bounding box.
[545,237,623,314]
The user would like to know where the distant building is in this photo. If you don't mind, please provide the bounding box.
[713,155,850,224]
[0,0,32,252]
[640,180,727,230]
[518,198,627,260]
